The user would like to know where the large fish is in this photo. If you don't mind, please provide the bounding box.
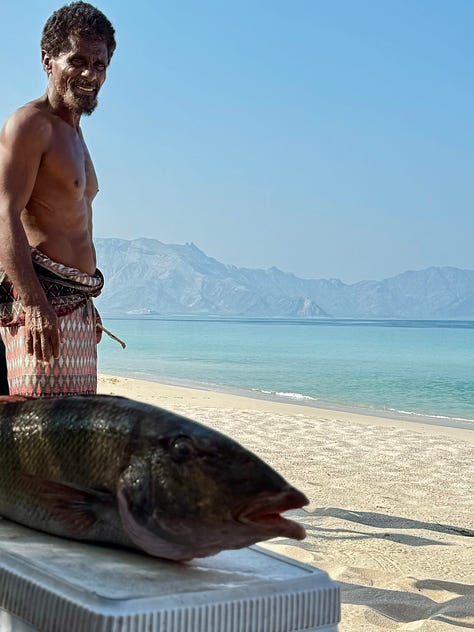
[0,395,307,561]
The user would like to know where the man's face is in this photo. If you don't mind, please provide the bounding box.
[45,36,108,116]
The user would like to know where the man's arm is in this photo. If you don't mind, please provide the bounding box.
[0,107,61,363]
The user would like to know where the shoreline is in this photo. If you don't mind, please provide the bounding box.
[98,373,474,443]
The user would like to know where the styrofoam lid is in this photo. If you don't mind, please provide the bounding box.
[0,518,340,631]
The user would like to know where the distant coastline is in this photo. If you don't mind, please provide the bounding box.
[94,237,474,320]
[101,314,474,326]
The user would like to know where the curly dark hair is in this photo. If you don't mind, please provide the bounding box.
[41,1,116,63]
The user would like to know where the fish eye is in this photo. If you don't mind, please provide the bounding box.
[170,436,195,462]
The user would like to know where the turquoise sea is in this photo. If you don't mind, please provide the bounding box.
[98,318,474,428]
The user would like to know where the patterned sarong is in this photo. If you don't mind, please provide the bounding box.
[0,249,103,397]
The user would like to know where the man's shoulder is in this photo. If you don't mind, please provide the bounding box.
[1,101,53,148]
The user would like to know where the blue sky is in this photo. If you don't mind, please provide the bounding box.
[1,1,472,282]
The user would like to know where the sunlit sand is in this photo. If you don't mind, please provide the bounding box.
[98,374,474,631]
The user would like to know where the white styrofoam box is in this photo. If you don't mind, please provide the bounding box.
[0,519,340,632]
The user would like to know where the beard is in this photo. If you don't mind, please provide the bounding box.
[63,80,100,116]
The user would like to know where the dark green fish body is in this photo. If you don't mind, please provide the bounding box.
[0,395,307,560]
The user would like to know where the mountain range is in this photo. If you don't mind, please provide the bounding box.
[94,238,474,319]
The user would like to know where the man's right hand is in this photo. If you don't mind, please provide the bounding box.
[24,304,61,363]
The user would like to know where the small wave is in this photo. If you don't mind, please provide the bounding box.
[262,390,318,402]
[387,407,474,425]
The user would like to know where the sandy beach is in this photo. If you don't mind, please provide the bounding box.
[98,374,474,631]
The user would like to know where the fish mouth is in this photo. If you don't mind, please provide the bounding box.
[236,488,308,540]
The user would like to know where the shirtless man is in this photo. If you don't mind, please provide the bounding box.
[0,2,116,396]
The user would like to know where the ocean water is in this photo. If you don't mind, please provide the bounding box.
[98,318,474,426]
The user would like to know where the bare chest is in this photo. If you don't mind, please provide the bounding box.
[38,125,98,202]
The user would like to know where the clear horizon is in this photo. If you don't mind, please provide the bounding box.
[1,1,473,283]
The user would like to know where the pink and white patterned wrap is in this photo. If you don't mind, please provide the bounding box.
[1,301,98,397]
[0,249,103,397]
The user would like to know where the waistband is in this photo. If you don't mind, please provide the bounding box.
[0,248,104,327]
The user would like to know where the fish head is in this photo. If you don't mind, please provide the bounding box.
[117,415,308,561]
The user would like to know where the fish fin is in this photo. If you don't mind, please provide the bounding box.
[22,475,115,534]
[0,395,32,404]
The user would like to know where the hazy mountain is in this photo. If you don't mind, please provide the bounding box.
[94,238,474,319]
